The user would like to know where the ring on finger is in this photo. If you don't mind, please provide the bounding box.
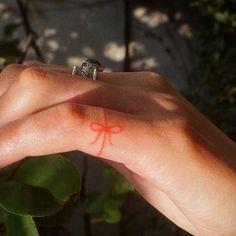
[72,58,103,81]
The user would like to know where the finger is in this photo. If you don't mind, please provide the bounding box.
[0,98,196,234]
[0,68,100,126]
[0,102,150,170]
[23,61,73,74]
[23,62,162,89]
[0,62,72,97]
[0,68,148,127]
[0,98,198,235]
[0,62,78,97]
[0,61,163,100]
[0,64,25,96]
[20,61,165,89]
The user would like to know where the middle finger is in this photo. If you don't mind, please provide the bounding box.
[0,67,148,127]
[22,62,161,90]
[0,62,158,97]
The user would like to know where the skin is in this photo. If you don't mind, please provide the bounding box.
[0,61,236,235]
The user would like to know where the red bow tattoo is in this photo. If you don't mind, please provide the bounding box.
[89,110,122,156]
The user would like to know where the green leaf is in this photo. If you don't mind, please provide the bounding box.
[84,194,122,224]
[0,181,61,217]
[214,11,229,23]
[4,213,38,236]
[103,200,121,224]
[104,168,134,195]
[83,168,133,224]
[14,154,81,202]
[83,191,107,214]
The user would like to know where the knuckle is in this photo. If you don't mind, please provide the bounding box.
[22,60,42,67]
[143,71,171,90]
[17,67,49,86]
[141,71,162,83]
[54,103,86,132]
[1,64,20,74]
[148,71,167,84]
[143,71,160,79]
[20,67,41,80]
[17,67,37,85]
[157,75,171,87]
[134,72,160,93]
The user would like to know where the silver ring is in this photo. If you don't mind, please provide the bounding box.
[71,65,78,75]
[80,59,103,80]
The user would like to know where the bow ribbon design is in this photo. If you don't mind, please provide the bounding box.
[89,111,122,156]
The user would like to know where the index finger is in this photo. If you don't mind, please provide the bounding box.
[0,102,152,174]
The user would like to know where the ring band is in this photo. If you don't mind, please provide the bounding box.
[71,59,103,80]
[81,59,103,80]
[93,68,98,81]
[71,65,78,76]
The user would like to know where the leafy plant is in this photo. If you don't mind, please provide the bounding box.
[2,1,235,235]
[0,4,134,234]
[83,168,134,225]
[0,154,81,235]
[186,0,236,140]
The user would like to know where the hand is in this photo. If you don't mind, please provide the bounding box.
[0,61,235,235]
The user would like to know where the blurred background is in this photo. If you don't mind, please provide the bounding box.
[0,0,235,235]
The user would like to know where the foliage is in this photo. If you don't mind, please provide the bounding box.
[83,168,134,224]
[0,5,134,234]
[0,6,83,234]
[187,0,236,140]
[0,154,81,235]
[1,0,235,235]
[4,213,39,236]
[14,155,81,203]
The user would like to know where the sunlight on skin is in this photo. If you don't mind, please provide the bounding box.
[152,94,180,112]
